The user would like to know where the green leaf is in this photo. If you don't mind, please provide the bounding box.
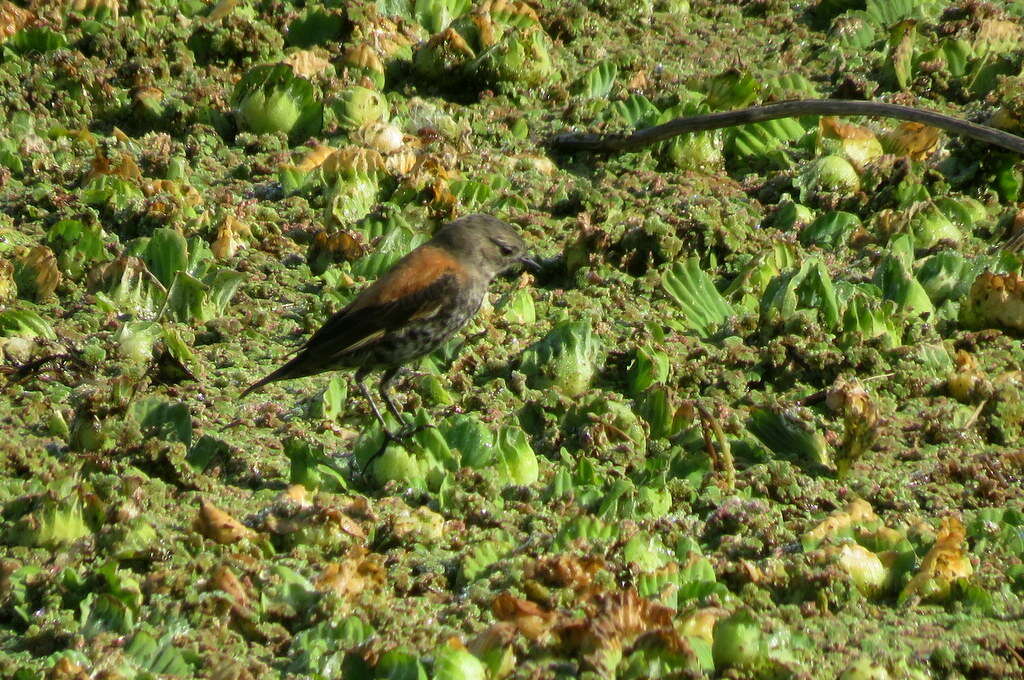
[760,258,841,330]
[144,228,188,289]
[232,64,323,142]
[283,437,349,493]
[609,94,662,128]
[0,307,56,339]
[123,632,195,677]
[496,425,538,485]
[799,211,861,250]
[662,258,734,338]
[129,397,192,445]
[576,62,618,98]
[442,415,495,468]
[747,408,831,468]
[703,71,759,110]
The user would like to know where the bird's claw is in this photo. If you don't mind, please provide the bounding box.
[359,421,434,477]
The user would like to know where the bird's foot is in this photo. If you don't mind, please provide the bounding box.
[359,421,435,477]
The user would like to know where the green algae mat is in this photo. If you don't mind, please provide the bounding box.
[2,0,1024,678]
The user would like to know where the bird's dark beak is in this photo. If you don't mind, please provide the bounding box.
[519,255,541,272]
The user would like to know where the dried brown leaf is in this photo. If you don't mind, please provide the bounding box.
[16,246,61,300]
[193,498,255,544]
[317,546,386,603]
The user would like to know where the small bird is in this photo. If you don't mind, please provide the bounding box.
[242,214,536,447]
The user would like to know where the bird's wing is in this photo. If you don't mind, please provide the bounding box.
[302,269,459,361]
[241,246,465,396]
[301,245,463,356]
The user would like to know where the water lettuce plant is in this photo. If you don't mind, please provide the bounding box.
[231,64,323,142]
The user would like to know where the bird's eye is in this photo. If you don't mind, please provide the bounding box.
[497,243,515,256]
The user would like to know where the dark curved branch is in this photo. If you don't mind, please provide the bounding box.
[548,99,1024,156]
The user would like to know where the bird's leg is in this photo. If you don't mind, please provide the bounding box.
[379,366,432,440]
[355,368,391,433]
[379,366,411,427]
[358,367,430,477]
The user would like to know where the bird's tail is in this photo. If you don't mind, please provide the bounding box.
[240,352,315,398]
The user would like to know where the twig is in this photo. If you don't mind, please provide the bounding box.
[549,99,1024,155]
[697,403,735,492]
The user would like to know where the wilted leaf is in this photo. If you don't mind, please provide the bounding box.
[898,516,973,605]
[193,498,255,544]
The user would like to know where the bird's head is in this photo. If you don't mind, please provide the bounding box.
[436,214,538,280]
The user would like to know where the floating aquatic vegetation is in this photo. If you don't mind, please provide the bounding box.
[318,546,387,606]
[795,154,861,202]
[711,609,766,672]
[748,407,832,470]
[799,211,861,250]
[460,533,514,584]
[826,378,881,479]
[898,516,973,606]
[495,425,539,485]
[115,320,160,365]
[285,7,348,49]
[702,70,760,111]
[87,255,163,318]
[0,2,33,42]
[637,387,691,441]
[803,499,879,548]
[283,48,333,79]
[609,93,662,129]
[211,214,252,259]
[915,252,972,306]
[960,271,1024,332]
[231,64,323,142]
[432,642,487,680]
[45,219,108,279]
[339,43,385,87]
[841,292,903,348]
[723,242,798,311]
[68,0,120,21]
[0,307,56,340]
[471,19,554,90]
[567,392,647,463]
[627,345,669,395]
[906,202,961,249]
[519,318,604,397]
[873,235,934,316]
[760,258,841,331]
[5,26,67,54]
[501,287,535,324]
[352,120,405,154]
[0,258,14,303]
[6,487,93,548]
[193,498,255,544]
[882,121,940,160]
[554,515,620,550]
[412,3,555,92]
[13,245,61,301]
[575,62,618,99]
[330,85,389,132]
[819,117,883,169]
[727,116,809,159]
[88,228,244,323]
[838,656,895,680]
[946,350,987,404]
[830,543,888,597]
[661,107,724,172]
[129,396,192,445]
[283,615,376,676]
[413,27,475,82]
[661,258,734,338]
